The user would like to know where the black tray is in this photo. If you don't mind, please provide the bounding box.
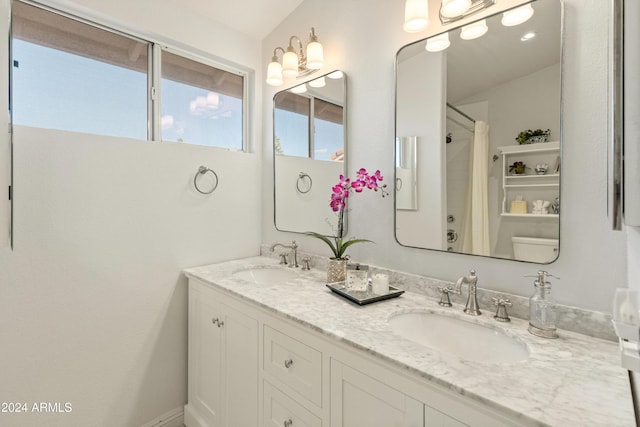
[326,282,404,305]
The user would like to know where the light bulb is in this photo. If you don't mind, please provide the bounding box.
[306,41,324,69]
[282,50,299,76]
[403,0,428,33]
[441,0,472,18]
[425,33,450,52]
[460,19,488,40]
[266,61,283,86]
[501,4,534,27]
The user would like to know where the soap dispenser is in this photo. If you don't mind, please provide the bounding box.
[527,271,559,339]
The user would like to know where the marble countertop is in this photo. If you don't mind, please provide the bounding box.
[184,256,635,427]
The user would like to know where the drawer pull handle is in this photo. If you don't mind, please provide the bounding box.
[284,419,293,427]
[211,318,224,327]
[217,319,224,328]
[284,359,294,368]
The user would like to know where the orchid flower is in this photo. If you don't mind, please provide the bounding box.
[308,167,388,259]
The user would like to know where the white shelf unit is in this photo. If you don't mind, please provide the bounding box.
[498,141,560,217]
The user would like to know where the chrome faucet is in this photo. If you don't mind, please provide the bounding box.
[439,270,482,315]
[270,241,299,268]
[455,270,481,315]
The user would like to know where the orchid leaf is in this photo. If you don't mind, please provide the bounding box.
[306,232,339,258]
[338,239,373,257]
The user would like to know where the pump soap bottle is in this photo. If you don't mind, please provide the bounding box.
[527,271,559,339]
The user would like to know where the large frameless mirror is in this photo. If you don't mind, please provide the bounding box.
[395,0,562,263]
[273,70,346,235]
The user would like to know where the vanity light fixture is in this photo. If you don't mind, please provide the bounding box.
[460,19,488,40]
[266,27,324,87]
[501,4,534,27]
[425,33,451,52]
[403,0,429,33]
[439,0,495,24]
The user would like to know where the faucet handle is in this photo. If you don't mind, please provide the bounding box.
[279,253,288,265]
[301,256,311,270]
[437,286,453,307]
[491,297,512,322]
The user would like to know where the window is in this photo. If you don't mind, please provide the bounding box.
[11,1,149,140]
[274,92,310,157]
[161,50,245,150]
[274,92,343,161]
[10,1,248,150]
[313,98,344,161]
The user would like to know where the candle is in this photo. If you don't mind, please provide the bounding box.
[372,273,389,295]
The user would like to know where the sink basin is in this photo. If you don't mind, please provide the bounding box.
[388,312,529,364]
[232,267,298,285]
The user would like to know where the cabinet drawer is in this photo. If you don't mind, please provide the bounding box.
[263,381,322,427]
[264,325,322,407]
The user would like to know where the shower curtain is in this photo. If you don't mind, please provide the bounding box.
[461,120,490,256]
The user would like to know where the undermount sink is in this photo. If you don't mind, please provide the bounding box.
[233,267,298,285]
[388,311,529,364]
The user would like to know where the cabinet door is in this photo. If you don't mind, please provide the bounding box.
[187,283,259,427]
[188,287,224,427]
[222,303,258,427]
[330,360,423,427]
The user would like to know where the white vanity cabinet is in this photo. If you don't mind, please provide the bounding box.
[185,277,523,427]
[184,280,259,427]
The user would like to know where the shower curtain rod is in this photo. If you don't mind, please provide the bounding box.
[446,116,474,133]
[446,103,476,123]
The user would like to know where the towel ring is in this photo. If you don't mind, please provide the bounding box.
[194,166,219,195]
[296,172,312,194]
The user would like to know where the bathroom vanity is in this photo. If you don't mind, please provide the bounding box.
[183,257,634,427]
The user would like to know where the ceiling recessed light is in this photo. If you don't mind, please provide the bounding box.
[521,32,536,41]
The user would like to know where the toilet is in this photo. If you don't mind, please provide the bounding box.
[512,236,559,263]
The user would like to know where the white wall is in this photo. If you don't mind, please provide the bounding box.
[262,0,628,312]
[0,1,263,426]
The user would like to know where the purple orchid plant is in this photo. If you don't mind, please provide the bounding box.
[308,168,388,259]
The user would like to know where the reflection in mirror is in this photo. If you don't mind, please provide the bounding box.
[395,0,561,263]
[395,136,418,211]
[274,71,346,235]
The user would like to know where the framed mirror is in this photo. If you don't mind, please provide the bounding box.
[274,70,346,235]
[395,0,562,263]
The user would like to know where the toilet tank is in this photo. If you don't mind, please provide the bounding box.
[512,237,559,263]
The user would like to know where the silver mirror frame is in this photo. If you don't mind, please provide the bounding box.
[393,0,564,263]
[272,70,348,237]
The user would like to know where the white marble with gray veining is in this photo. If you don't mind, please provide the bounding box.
[184,256,635,427]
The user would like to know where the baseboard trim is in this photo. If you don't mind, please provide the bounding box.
[140,407,184,427]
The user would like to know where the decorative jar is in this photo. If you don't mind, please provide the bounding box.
[327,258,348,283]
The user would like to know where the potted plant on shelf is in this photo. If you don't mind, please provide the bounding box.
[509,161,528,175]
[308,168,388,283]
[516,128,551,145]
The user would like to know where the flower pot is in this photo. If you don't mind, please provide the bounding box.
[526,135,548,144]
[327,258,348,283]
[511,166,526,175]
